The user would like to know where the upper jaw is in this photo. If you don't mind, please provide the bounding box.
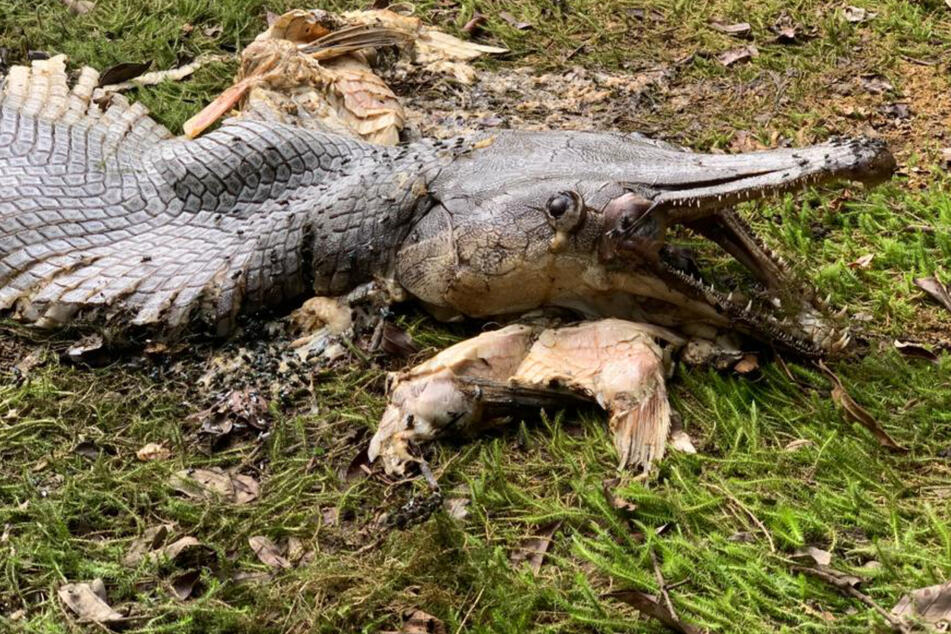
[635,136,896,224]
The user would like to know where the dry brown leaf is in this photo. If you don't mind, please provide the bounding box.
[170,468,259,504]
[915,276,951,313]
[148,536,217,569]
[249,536,292,569]
[669,430,698,454]
[843,6,877,22]
[380,322,419,358]
[498,11,532,30]
[98,61,152,87]
[605,589,702,634]
[401,609,447,634]
[510,521,561,575]
[61,0,94,14]
[891,580,951,627]
[603,478,637,513]
[58,580,124,624]
[123,524,172,566]
[136,442,171,461]
[718,45,758,66]
[170,569,201,601]
[894,340,940,363]
[445,497,470,520]
[784,438,814,452]
[709,21,751,37]
[859,74,894,94]
[820,362,908,453]
[793,546,833,567]
[848,253,875,269]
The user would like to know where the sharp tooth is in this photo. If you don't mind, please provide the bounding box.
[745,300,753,312]
[824,293,832,305]
[727,292,734,302]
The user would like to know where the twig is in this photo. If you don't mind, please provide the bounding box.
[650,548,677,621]
[455,586,485,634]
[708,483,775,553]
[791,566,910,633]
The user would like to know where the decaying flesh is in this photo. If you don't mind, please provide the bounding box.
[183,8,506,143]
[370,319,682,475]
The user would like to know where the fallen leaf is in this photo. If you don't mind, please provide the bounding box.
[881,102,911,119]
[61,0,94,14]
[445,497,470,520]
[793,546,833,567]
[170,569,201,600]
[320,507,340,527]
[718,45,758,66]
[603,478,637,512]
[784,438,814,452]
[462,13,486,35]
[66,333,104,365]
[286,537,308,564]
[848,254,874,269]
[136,442,171,461]
[401,609,447,634]
[123,524,172,566]
[843,6,877,22]
[915,276,951,313]
[14,348,45,377]
[669,430,698,454]
[605,589,702,634]
[709,21,751,37]
[820,362,908,453]
[191,387,270,444]
[858,74,894,94]
[380,322,419,358]
[97,61,152,87]
[169,468,259,504]
[203,24,223,38]
[892,580,951,627]
[894,340,940,363]
[249,536,292,570]
[149,536,217,569]
[73,439,104,460]
[58,580,124,624]
[341,445,372,483]
[498,11,532,30]
[770,16,801,43]
[510,521,560,575]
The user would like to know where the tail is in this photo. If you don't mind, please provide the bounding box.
[0,56,356,337]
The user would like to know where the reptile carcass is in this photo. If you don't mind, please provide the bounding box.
[0,51,895,474]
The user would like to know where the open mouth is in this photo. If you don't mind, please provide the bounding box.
[599,136,896,355]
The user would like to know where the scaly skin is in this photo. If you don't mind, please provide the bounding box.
[0,57,896,353]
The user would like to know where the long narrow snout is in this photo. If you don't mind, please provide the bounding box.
[643,136,896,218]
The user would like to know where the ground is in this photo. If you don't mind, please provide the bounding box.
[1,0,951,632]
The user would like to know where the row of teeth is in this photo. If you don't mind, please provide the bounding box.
[667,265,829,354]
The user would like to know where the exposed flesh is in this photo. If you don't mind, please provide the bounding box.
[369,319,678,475]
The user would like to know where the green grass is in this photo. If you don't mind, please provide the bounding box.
[2,0,951,631]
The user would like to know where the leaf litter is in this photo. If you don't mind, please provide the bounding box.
[58,579,125,625]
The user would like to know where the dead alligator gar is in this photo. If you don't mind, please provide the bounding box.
[0,56,894,355]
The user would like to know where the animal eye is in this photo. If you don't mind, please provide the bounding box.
[545,191,586,233]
